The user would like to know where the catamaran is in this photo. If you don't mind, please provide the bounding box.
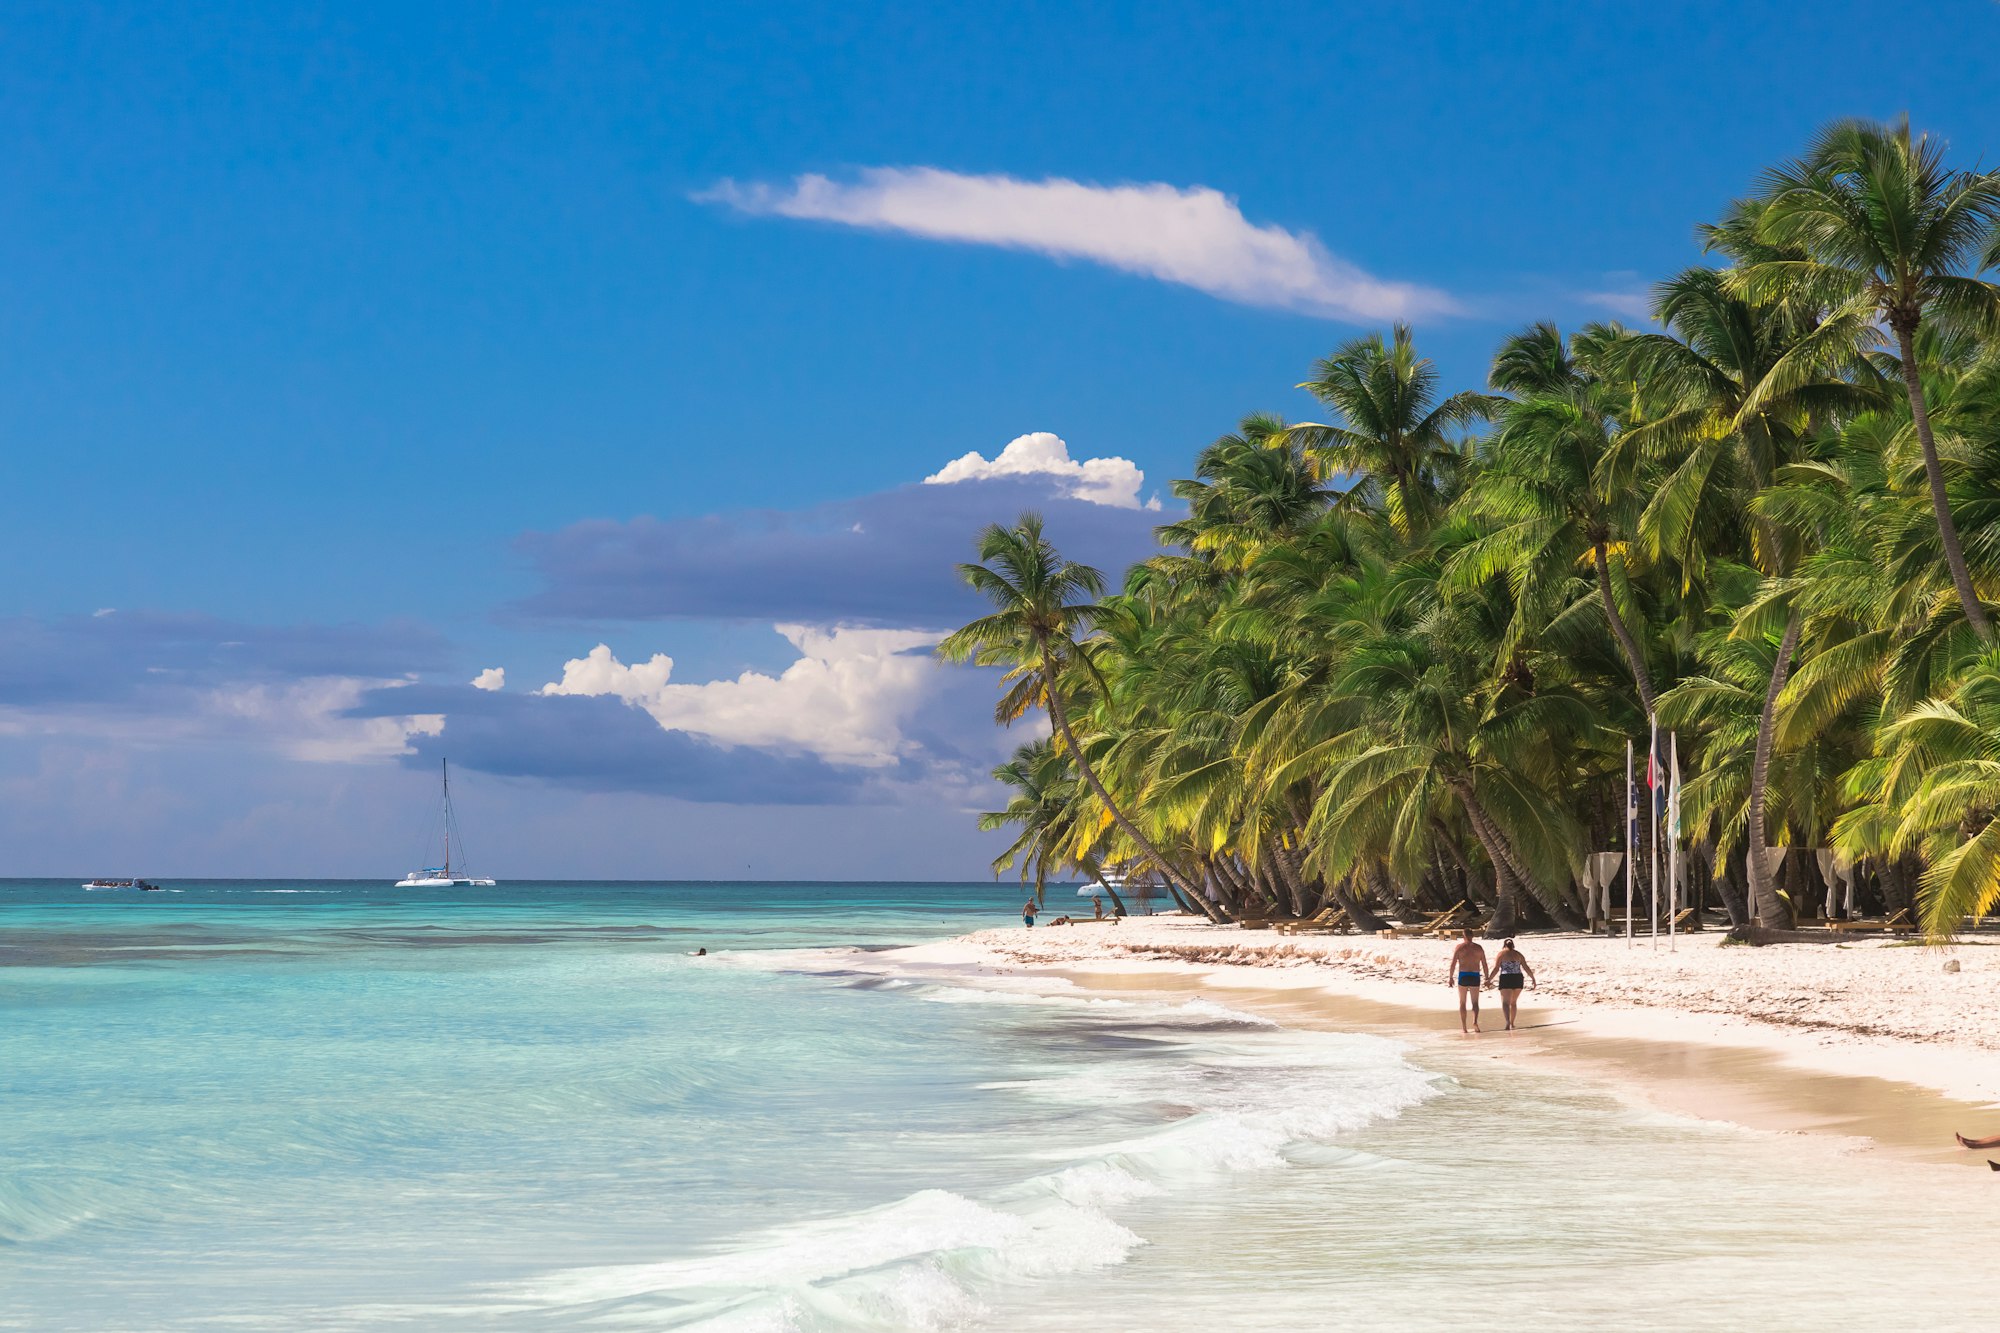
[395,759,498,888]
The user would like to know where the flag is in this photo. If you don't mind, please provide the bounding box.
[1625,740,1637,849]
[1668,734,1683,840]
[1648,718,1666,819]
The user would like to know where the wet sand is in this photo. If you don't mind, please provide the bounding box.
[896,916,2000,1171]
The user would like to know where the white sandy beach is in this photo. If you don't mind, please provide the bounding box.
[892,913,2000,1164]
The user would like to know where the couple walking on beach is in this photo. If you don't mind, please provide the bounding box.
[1447,930,1536,1033]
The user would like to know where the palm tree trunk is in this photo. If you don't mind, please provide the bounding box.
[1593,542,1658,714]
[1183,859,1230,922]
[1270,842,1315,917]
[1088,867,1128,916]
[1457,784,1584,931]
[1325,872,1387,932]
[1164,880,1195,915]
[1746,607,1802,929]
[1714,841,1749,930]
[1896,323,1992,638]
[1038,637,1201,901]
[1430,822,1487,909]
[1369,863,1418,922]
[1211,855,1253,908]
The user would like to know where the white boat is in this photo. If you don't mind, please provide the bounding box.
[1077,870,1126,897]
[394,760,498,888]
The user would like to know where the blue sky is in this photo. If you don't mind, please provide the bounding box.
[4,0,1997,878]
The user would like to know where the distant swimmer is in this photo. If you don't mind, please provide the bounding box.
[1491,938,1537,1030]
[1022,899,1037,928]
[1446,929,1487,1034]
[693,948,707,957]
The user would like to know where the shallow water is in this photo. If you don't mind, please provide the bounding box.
[2,880,1989,1330]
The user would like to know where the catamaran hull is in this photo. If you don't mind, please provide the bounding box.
[393,876,498,888]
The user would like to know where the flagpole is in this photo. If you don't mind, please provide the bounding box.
[1669,730,1680,953]
[1650,714,1660,949]
[1625,737,1634,945]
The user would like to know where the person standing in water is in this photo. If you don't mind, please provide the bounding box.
[1022,898,1038,928]
[1446,929,1487,1034]
[1492,938,1536,1030]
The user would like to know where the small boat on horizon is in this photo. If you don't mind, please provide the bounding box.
[82,878,162,891]
[395,759,498,888]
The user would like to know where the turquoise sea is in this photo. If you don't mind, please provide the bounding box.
[2,879,1992,1331]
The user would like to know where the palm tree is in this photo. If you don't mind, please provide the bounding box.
[1855,649,2000,935]
[939,514,1198,904]
[1742,118,2000,637]
[1458,325,1659,714]
[1288,324,1493,540]
[979,738,1128,914]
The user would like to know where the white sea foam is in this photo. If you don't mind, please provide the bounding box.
[511,982,1437,1331]
[514,1185,1143,1329]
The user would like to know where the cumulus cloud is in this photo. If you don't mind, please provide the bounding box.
[516,465,1168,626]
[697,167,1455,321]
[470,667,505,691]
[925,432,1158,510]
[540,626,938,767]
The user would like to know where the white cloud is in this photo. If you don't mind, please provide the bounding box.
[470,667,506,691]
[924,431,1158,510]
[0,676,442,764]
[697,167,1455,321]
[1576,273,1655,322]
[540,626,937,767]
[205,678,443,762]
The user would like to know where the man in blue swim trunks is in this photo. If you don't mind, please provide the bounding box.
[1446,929,1488,1034]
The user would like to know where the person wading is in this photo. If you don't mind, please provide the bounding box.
[1446,929,1488,1034]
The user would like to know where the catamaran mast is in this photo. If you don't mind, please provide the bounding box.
[441,758,451,878]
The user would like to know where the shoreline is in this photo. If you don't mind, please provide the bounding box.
[889,914,2000,1170]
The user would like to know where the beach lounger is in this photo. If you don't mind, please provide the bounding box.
[1379,906,1467,939]
[1275,907,1352,935]
[1670,908,1700,931]
[1424,906,1473,936]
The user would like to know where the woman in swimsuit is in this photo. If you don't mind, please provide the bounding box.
[1492,938,1536,1031]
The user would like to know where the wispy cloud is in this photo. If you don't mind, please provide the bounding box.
[697,167,1456,322]
[1574,272,1657,323]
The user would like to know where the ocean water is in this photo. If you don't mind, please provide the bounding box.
[2,879,1991,1331]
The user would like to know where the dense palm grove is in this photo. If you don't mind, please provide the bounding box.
[942,119,2000,941]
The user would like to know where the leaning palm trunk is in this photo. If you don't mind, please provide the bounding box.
[1270,843,1317,917]
[1593,543,1658,714]
[1037,636,1201,903]
[1089,868,1128,916]
[1369,862,1420,922]
[1172,875,1223,922]
[1895,324,1993,639]
[1326,872,1387,932]
[1745,608,1802,930]
[1456,784,1584,932]
[1210,855,1255,911]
